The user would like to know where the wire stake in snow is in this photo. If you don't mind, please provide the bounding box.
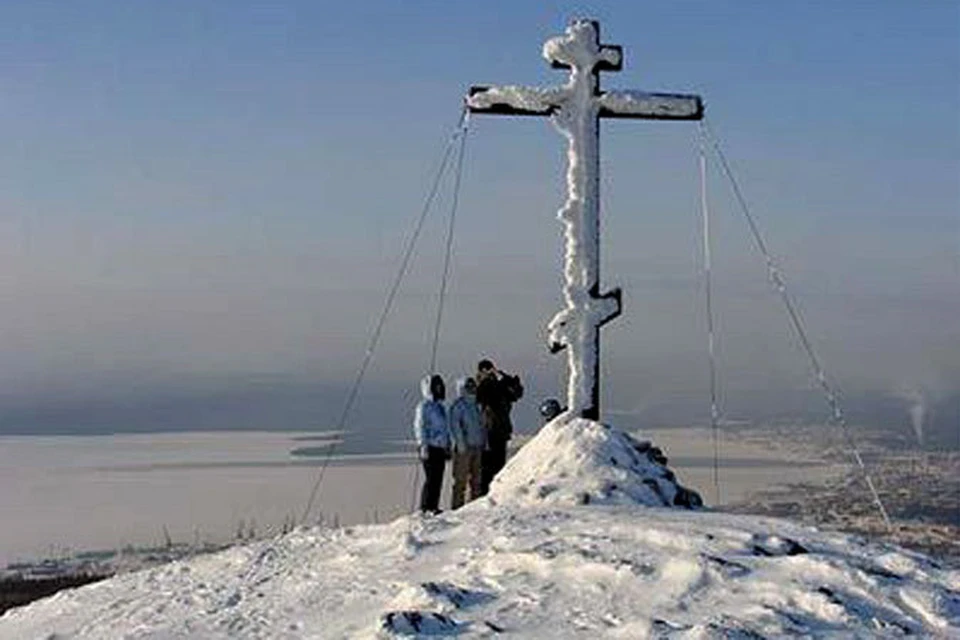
[467,19,703,419]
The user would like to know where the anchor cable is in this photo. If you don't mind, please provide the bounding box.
[300,108,469,526]
[701,118,892,530]
[410,111,471,513]
[430,111,470,374]
[697,122,722,506]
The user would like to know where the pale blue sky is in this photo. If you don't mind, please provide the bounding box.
[0,1,957,442]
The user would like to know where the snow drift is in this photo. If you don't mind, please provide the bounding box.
[1,419,958,638]
[488,416,701,509]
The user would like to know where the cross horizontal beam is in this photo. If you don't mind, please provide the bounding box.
[598,91,703,120]
[468,86,703,121]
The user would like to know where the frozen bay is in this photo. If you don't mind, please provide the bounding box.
[0,428,838,566]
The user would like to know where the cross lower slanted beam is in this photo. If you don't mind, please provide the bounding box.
[467,19,703,421]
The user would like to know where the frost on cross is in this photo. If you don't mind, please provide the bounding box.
[468,19,703,420]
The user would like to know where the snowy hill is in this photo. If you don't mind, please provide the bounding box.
[2,418,958,638]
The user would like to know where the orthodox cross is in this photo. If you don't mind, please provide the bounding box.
[467,19,703,421]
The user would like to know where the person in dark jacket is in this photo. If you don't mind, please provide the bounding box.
[475,359,523,494]
[413,374,451,514]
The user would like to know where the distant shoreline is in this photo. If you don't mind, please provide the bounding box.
[3,425,955,618]
[2,425,938,571]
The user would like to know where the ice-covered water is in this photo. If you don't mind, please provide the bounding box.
[0,428,838,567]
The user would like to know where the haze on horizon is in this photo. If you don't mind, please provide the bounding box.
[0,2,957,448]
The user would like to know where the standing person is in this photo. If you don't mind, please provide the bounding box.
[449,377,484,509]
[475,359,523,494]
[413,374,451,514]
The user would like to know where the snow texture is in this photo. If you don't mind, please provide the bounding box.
[597,91,701,119]
[487,416,701,509]
[3,419,958,638]
[466,86,561,115]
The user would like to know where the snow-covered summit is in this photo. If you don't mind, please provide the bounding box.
[488,416,702,509]
[2,420,958,637]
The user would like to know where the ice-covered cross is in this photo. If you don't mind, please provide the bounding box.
[467,19,703,420]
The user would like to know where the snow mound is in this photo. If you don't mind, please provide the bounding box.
[487,416,702,509]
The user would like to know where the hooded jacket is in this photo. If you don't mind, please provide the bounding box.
[413,375,451,450]
[449,377,485,451]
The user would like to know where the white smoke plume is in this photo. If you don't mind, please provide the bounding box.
[901,390,925,447]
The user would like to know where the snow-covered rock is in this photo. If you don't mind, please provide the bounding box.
[487,416,702,509]
[2,420,957,638]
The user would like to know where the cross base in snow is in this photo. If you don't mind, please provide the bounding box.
[467,19,703,420]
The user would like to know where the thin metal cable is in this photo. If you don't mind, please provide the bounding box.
[698,122,722,505]
[410,112,471,513]
[702,118,892,530]
[300,110,467,526]
[429,112,470,373]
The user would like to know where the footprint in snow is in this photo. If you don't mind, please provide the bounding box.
[702,554,751,579]
[420,581,496,609]
[379,610,462,636]
[749,534,807,557]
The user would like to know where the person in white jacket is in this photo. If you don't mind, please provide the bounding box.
[448,377,484,508]
[413,374,451,514]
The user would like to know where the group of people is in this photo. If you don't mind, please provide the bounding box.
[412,358,523,514]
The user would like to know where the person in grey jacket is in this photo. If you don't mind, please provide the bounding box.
[449,377,484,509]
[413,374,451,514]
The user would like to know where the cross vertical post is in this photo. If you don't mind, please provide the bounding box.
[467,19,703,421]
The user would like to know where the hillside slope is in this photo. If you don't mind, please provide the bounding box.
[2,418,957,638]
